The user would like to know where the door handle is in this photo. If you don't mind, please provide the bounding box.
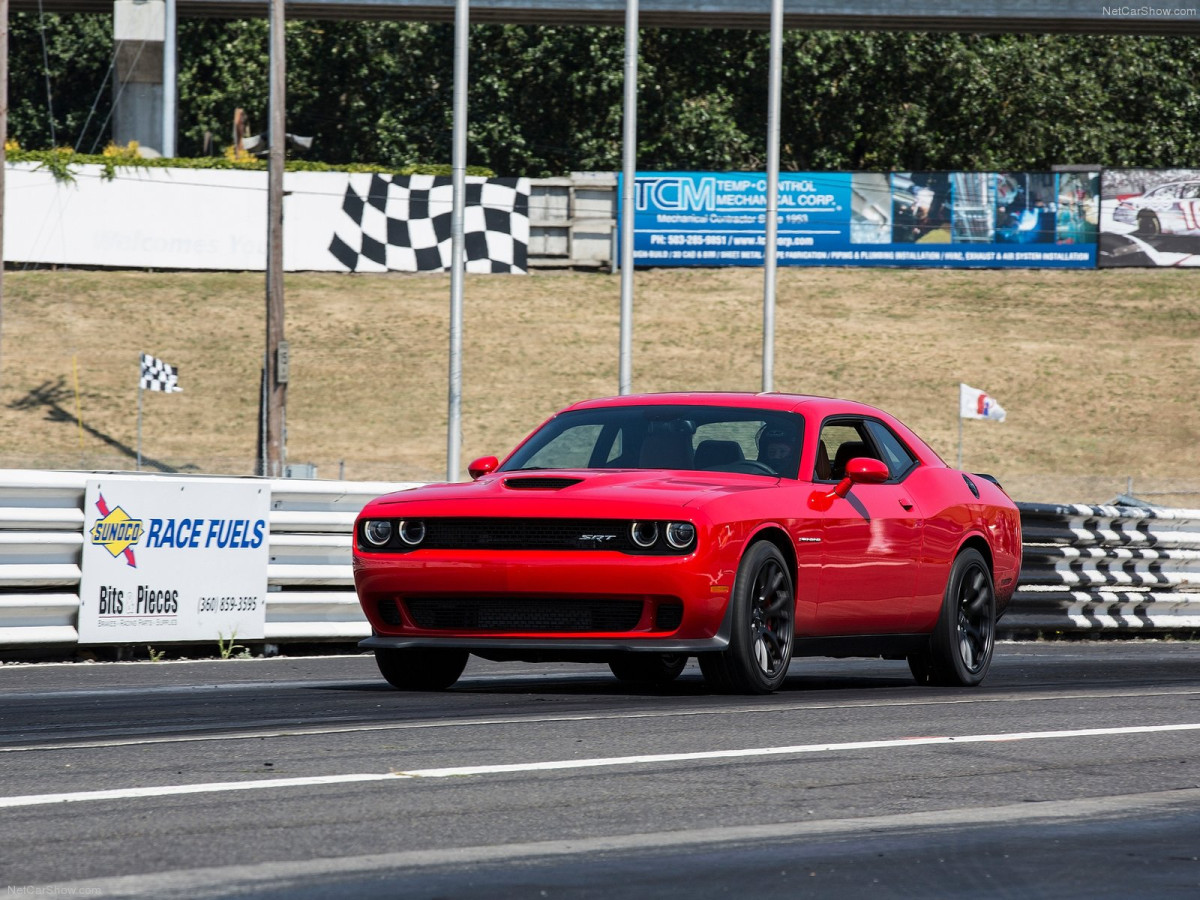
[899,498,914,511]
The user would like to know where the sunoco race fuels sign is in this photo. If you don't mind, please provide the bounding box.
[78,479,270,644]
[622,171,1098,268]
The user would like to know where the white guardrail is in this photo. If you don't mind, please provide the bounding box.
[0,469,420,648]
[3,471,1200,650]
[1011,502,1200,633]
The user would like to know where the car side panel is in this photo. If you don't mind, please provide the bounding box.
[810,481,923,636]
[905,467,1022,632]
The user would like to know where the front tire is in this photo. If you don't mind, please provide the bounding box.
[699,542,794,694]
[608,653,688,685]
[909,548,995,687]
[375,647,469,691]
[1135,211,1161,237]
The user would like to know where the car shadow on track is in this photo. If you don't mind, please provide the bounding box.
[311,670,919,698]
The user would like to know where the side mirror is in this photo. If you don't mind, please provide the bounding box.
[808,457,890,509]
[845,457,890,485]
[467,456,499,480]
[832,457,889,497]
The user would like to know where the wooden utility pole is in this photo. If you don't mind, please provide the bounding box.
[263,0,287,477]
[1,0,8,380]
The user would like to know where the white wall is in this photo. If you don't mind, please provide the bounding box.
[4,164,531,273]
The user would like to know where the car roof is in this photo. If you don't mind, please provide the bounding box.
[557,392,946,467]
[562,392,888,418]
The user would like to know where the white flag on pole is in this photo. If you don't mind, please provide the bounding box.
[140,353,183,393]
[959,383,1004,422]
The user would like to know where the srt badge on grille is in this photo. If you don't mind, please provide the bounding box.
[580,534,617,543]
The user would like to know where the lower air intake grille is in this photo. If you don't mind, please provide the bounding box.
[377,597,403,626]
[655,603,684,631]
[405,598,644,632]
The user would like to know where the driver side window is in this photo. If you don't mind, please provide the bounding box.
[815,421,880,481]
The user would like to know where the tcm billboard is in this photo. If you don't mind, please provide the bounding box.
[622,171,1098,269]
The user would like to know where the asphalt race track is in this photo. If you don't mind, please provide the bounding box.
[2,641,1199,898]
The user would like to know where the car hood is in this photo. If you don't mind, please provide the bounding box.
[361,469,779,518]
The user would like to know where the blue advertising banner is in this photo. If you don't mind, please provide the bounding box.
[622,171,1098,269]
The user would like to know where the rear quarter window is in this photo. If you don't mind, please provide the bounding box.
[864,420,918,479]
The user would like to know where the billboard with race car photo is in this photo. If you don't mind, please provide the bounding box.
[623,170,1098,269]
[1099,168,1200,267]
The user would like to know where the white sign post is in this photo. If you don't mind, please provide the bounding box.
[78,478,270,644]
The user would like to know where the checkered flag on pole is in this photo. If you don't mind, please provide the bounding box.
[140,353,182,393]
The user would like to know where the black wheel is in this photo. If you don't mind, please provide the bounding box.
[374,647,469,691]
[608,653,688,685]
[1135,211,1161,238]
[908,548,995,687]
[699,542,794,694]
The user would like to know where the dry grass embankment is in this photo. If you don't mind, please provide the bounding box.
[3,266,1198,503]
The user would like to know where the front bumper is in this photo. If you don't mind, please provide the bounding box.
[353,546,737,650]
[359,633,731,654]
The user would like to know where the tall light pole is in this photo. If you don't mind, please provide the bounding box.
[762,0,783,392]
[162,0,176,157]
[263,0,287,477]
[618,0,638,395]
[446,0,468,481]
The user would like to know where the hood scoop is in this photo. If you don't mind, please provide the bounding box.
[503,476,583,491]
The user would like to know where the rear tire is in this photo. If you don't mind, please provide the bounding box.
[909,548,995,687]
[700,542,794,694]
[374,647,469,691]
[608,653,688,685]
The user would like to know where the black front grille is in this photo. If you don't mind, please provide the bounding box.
[405,598,644,632]
[357,517,694,555]
[424,518,633,551]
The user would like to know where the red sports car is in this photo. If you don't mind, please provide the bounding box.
[353,393,1021,694]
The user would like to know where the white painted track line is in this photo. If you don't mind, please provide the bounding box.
[3,722,1199,809]
[37,787,1200,898]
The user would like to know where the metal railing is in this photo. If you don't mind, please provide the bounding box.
[0,469,419,648]
[2,470,1198,650]
[1008,502,1200,633]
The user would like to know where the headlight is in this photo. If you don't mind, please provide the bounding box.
[665,522,696,550]
[630,521,659,549]
[363,520,393,547]
[398,520,426,546]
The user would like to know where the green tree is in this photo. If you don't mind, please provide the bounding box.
[9,12,114,152]
[10,17,1200,175]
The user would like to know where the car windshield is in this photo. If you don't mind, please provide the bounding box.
[500,405,804,479]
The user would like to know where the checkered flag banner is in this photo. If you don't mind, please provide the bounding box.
[328,174,530,274]
[140,353,182,393]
